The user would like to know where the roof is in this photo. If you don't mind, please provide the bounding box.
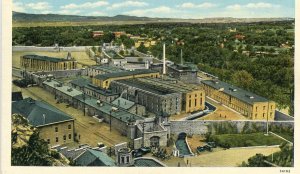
[201,80,270,104]
[12,98,74,127]
[89,65,124,73]
[168,63,198,72]
[111,97,135,110]
[74,94,144,123]
[43,80,83,97]
[94,69,158,81]
[75,148,115,166]
[70,78,90,88]
[115,78,176,95]
[70,78,118,96]
[134,158,165,167]
[23,55,74,63]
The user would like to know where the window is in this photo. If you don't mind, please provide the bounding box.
[255,114,257,118]
[68,124,71,129]
[270,112,273,116]
[69,134,72,139]
[263,113,265,118]
[56,137,59,142]
[271,105,273,109]
[195,99,197,106]
[189,100,191,107]
[256,107,258,112]
[55,127,58,132]
[63,135,66,141]
[47,139,50,144]
[263,106,266,110]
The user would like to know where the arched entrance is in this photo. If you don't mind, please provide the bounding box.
[150,136,160,147]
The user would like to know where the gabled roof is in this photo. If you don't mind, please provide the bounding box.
[94,69,158,81]
[12,98,74,127]
[75,148,115,166]
[201,80,270,104]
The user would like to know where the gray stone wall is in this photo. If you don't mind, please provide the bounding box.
[170,120,294,135]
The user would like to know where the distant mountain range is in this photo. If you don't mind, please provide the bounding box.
[13,11,294,23]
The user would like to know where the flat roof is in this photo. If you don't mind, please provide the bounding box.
[43,80,83,97]
[111,97,135,110]
[23,55,74,63]
[94,69,158,81]
[74,94,144,123]
[201,80,270,104]
[69,78,118,96]
[168,63,198,72]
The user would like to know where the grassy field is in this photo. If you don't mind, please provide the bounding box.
[210,133,284,147]
[184,146,280,167]
[12,51,96,69]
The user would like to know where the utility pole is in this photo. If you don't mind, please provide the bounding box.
[83,92,86,116]
[180,49,183,65]
[110,110,112,132]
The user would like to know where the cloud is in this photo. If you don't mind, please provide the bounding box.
[13,2,26,12]
[226,2,280,10]
[178,2,217,9]
[88,11,107,16]
[57,10,81,15]
[61,1,109,9]
[245,2,280,9]
[108,1,148,9]
[124,6,174,17]
[226,4,242,10]
[26,2,52,10]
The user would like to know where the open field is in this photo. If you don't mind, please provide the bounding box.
[14,84,129,147]
[198,97,247,120]
[12,51,96,69]
[210,133,285,147]
[184,146,280,167]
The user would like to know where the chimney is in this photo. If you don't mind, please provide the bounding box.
[163,43,166,75]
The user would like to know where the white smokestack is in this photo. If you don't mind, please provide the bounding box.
[163,43,166,75]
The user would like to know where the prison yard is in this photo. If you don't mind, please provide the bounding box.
[11,19,294,167]
[12,51,96,69]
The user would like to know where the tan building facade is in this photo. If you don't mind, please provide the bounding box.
[202,80,275,120]
[20,55,77,71]
[184,90,206,113]
[38,120,75,146]
[92,70,160,89]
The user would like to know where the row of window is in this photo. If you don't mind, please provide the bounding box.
[55,124,72,132]
[47,133,72,144]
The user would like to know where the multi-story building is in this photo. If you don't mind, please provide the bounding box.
[12,97,75,146]
[110,78,182,117]
[201,80,276,120]
[110,77,205,115]
[70,78,119,103]
[92,69,160,89]
[167,63,198,84]
[20,55,77,72]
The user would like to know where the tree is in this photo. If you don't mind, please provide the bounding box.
[137,42,148,53]
[11,114,60,166]
[231,70,254,90]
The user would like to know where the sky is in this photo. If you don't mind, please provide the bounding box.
[12,0,295,18]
